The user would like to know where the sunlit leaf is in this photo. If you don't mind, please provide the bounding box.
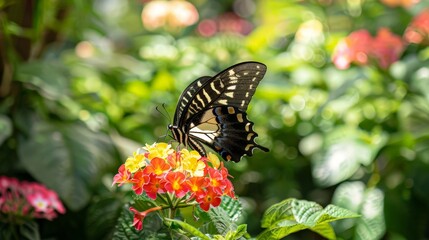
[312,127,387,186]
[166,218,210,240]
[332,182,385,240]
[258,198,359,239]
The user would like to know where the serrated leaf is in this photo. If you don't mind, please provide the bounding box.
[166,218,210,240]
[18,118,115,210]
[258,198,359,240]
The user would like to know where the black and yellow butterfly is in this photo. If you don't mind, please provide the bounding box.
[168,62,268,162]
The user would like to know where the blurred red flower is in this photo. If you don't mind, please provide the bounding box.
[405,9,429,45]
[372,28,405,69]
[332,28,405,69]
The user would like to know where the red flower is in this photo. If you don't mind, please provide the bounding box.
[196,187,222,211]
[131,170,150,195]
[112,164,131,186]
[207,167,225,195]
[405,9,429,45]
[332,28,404,69]
[372,28,405,69]
[144,157,171,176]
[143,174,166,200]
[129,206,162,231]
[164,171,189,198]
[332,30,372,69]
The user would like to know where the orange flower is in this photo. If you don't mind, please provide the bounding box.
[144,157,171,176]
[164,171,189,198]
[186,176,207,196]
[113,142,238,231]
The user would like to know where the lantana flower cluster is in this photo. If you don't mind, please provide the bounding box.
[0,176,66,222]
[112,142,236,230]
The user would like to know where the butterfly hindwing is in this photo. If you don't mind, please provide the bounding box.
[188,106,268,162]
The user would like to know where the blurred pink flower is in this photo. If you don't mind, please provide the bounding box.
[141,0,199,30]
[332,28,404,69]
[332,30,372,69]
[404,9,429,45]
[0,176,66,221]
[380,0,420,8]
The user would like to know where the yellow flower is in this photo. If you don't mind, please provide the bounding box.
[180,149,204,177]
[207,152,220,169]
[125,151,146,173]
[144,142,174,160]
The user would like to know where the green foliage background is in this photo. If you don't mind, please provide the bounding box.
[1,0,429,239]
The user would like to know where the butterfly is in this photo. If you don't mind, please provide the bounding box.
[168,61,269,162]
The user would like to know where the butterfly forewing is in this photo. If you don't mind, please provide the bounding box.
[212,62,266,111]
[170,61,268,162]
[176,62,267,126]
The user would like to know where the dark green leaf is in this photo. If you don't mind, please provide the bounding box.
[18,118,115,210]
[0,115,12,146]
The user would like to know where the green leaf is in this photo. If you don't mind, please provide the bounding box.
[166,218,210,240]
[332,182,385,240]
[205,197,242,235]
[20,221,40,240]
[17,118,116,210]
[0,115,12,146]
[86,196,123,240]
[224,224,248,240]
[258,198,359,240]
[16,61,70,100]
[312,127,387,186]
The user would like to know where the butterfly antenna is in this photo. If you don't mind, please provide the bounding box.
[155,104,173,142]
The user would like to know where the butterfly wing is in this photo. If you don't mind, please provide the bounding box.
[175,62,267,126]
[188,106,268,162]
[170,61,268,161]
